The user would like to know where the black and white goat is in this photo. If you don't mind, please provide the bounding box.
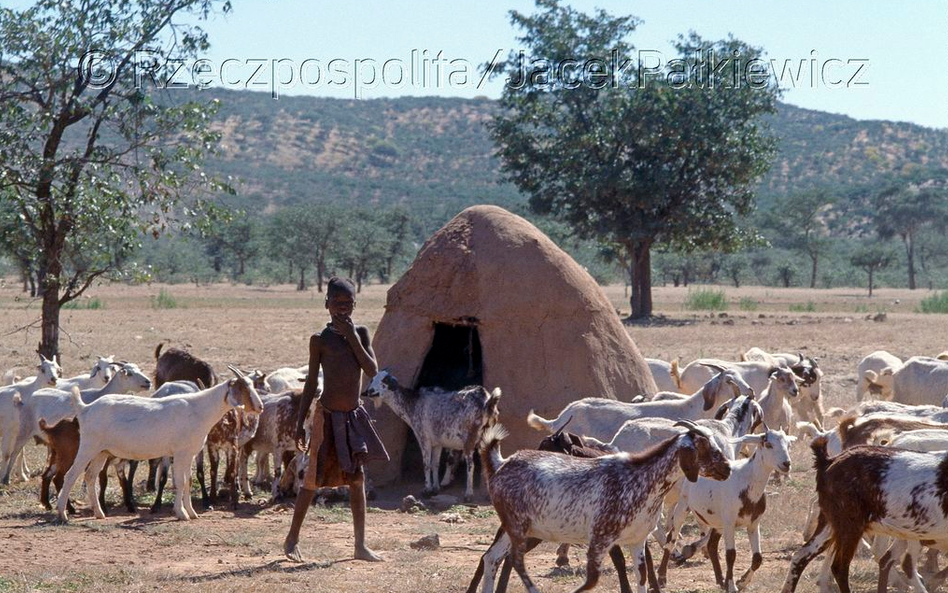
[364,370,500,501]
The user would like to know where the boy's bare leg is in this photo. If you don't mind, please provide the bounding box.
[351,463,383,562]
[284,487,316,562]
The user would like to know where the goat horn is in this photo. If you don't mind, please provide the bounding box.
[196,378,206,389]
[552,416,573,437]
[797,352,804,364]
[673,419,700,431]
[227,365,244,378]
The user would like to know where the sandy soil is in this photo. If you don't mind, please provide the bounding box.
[0,281,944,592]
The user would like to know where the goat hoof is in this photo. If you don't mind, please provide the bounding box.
[555,556,570,567]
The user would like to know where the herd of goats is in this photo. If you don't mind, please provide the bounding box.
[3,344,948,593]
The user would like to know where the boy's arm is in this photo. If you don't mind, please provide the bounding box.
[296,334,322,451]
[334,315,378,377]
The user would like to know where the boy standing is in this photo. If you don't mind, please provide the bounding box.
[283,277,388,563]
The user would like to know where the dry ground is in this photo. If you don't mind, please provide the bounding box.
[0,280,944,592]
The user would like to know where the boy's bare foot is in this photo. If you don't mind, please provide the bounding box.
[284,535,304,563]
[355,545,384,562]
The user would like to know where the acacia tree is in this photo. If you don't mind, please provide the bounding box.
[0,0,232,360]
[336,209,393,292]
[488,0,779,318]
[764,190,834,288]
[201,209,259,278]
[851,244,894,297]
[875,183,948,290]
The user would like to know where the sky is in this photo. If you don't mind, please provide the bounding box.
[6,0,948,128]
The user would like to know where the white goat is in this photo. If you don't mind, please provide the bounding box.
[0,355,61,483]
[55,355,117,391]
[527,364,753,442]
[646,358,681,393]
[54,366,263,522]
[857,351,903,401]
[865,356,948,407]
[365,370,501,501]
[662,428,795,593]
[757,367,800,433]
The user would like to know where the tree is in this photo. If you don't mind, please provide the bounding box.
[764,190,834,288]
[487,0,779,318]
[271,204,343,291]
[381,206,412,282]
[336,209,393,292]
[0,0,231,360]
[722,254,748,288]
[875,183,948,290]
[850,244,894,297]
[200,210,259,278]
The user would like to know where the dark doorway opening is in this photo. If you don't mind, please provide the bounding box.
[401,323,484,485]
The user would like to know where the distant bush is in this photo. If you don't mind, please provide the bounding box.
[151,289,178,309]
[918,291,948,313]
[789,301,817,313]
[738,297,758,311]
[685,288,728,311]
[63,297,104,310]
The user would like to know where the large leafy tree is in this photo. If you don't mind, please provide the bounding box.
[488,0,780,318]
[850,243,894,297]
[0,0,232,360]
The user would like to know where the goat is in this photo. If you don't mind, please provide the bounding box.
[467,426,641,593]
[857,351,903,401]
[661,427,795,593]
[757,366,801,433]
[196,405,260,509]
[364,370,501,501]
[55,355,117,391]
[264,365,314,393]
[147,344,218,492]
[646,358,682,393]
[0,354,61,484]
[240,389,309,500]
[782,437,948,593]
[526,364,753,442]
[53,366,262,522]
[864,356,948,407]
[480,419,731,593]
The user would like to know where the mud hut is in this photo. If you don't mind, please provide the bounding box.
[366,205,656,484]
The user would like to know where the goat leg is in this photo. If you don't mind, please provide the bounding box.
[497,537,542,593]
[609,545,633,593]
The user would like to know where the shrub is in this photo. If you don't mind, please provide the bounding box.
[738,297,758,311]
[789,301,817,313]
[151,289,178,310]
[63,297,104,310]
[918,291,948,313]
[684,288,728,311]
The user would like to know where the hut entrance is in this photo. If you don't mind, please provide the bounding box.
[401,323,483,483]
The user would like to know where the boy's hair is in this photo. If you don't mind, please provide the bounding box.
[326,277,356,299]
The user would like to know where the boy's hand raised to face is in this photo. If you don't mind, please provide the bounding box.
[332,314,358,341]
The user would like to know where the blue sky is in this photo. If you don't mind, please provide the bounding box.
[7,0,948,128]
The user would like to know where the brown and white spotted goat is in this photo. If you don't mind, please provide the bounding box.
[782,436,948,593]
[365,370,501,502]
[480,420,731,593]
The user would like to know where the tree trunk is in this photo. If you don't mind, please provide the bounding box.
[628,241,653,319]
[315,257,324,293]
[905,233,916,290]
[809,254,818,289]
[297,268,306,291]
[39,278,61,362]
[868,269,874,297]
[238,258,245,277]
[672,275,680,287]
[732,273,740,289]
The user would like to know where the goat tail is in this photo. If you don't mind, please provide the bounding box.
[526,409,561,433]
[811,435,831,487]
[479,424,508,483]
[484,387,502,424]
[670,358,682,390]
[70,386,87,416]
[154,342,164,361]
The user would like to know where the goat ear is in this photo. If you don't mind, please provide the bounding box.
[701,382,716,411]
[568,433,584,447]
[713,401,729,420]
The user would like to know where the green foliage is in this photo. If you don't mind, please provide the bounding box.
[918,291,948,314]
[62,297,104,310]
[151,289,178,310]
[851,243,895,296]
[789,301,817,313]
[486,0,780,317]
[685,288,728,311]
[738,297,759,311]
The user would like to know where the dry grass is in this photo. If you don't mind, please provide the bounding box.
[0,280,945,592]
